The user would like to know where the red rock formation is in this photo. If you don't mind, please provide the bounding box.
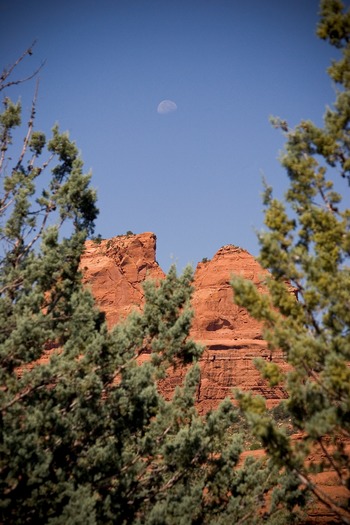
[81,232,165,328]
[192,245,268,343]
[80,233,288,413]
[19,232,347,523]
[155,244,288,413]
[190,245,287,413]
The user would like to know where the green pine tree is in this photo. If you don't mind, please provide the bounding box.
[231,1,350,523]
[0,46,304,524]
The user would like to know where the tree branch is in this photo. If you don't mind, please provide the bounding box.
[14,78,39,171]
[296,469,350,524]
[0,41,45,92]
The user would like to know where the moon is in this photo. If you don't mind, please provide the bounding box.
[157,99,177,114]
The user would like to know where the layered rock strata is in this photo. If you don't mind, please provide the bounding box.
[190,246,287,413]
[81,233,287,413]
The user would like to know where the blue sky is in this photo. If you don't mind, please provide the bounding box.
[0,0,346,271]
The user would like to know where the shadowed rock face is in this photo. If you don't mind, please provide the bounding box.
[81,233,289,413]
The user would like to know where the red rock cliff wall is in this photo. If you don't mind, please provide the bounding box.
[190,245,287,413]
[81,233,287,413]
[81,233,165,328]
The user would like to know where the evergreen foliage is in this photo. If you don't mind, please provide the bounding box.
[232,1,350,522]
[0,47,303,524]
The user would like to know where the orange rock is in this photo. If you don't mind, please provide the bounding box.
[166,244,288,413]
[192,245,268,343]
[81,232,165,329]
[81,234,289,413]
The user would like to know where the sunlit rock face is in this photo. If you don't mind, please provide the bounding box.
[81,232,165,329]
[81,234,289,413]
[189,245,288,413]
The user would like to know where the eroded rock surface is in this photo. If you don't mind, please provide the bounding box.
[190,245,287,413]
[81,233,165,328]
[81,233,288,413]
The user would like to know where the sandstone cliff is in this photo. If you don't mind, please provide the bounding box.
[18,232,343,523]
[81,233,165,328]
[190,245,288,413]
[81,232,288,413]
